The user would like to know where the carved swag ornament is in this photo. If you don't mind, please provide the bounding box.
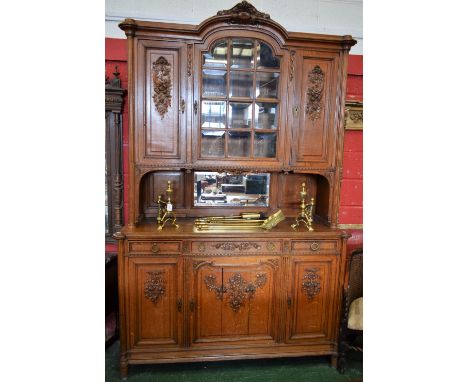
[152,57,172,119]
[217,1,270,25]
[144,270,166,304]
[305,65,325,120]
[204,272,267,312]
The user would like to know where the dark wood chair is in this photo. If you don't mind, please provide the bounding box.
[338,248,363,373]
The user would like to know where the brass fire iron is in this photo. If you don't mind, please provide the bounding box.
[291,182,315,231]
[156,181,179,230]
[194,210,285,231]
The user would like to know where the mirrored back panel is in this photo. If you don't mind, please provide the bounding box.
[194,171,270,207]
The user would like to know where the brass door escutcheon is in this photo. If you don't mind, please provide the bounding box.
[151,243,160,253]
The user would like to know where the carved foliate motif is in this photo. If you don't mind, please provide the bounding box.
[301,268,321,300]
[204,274,227,300]
[144,270,166,304]
[152,57,172,119]
[204,272,267,312]
[305,65,325,120]
[217,1,270,25]
[214,242,261,251]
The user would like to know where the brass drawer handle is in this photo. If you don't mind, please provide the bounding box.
[151,243,160,253]
[310,242,320,251]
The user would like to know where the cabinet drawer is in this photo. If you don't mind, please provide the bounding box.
[191,240,282,254]
[128,241,181,254]
[290,240,337,253]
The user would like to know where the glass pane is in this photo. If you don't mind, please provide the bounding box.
[254,132,276,158]
[203,39,227,68]
[202,69,227,97]
[194,171,270,207]
[256,72,279,99]
[228,131,251,157]
[230,39,254,69]
[229,71,254,98]
[228,102,252,129]
[256,41,280,69]
[201,130,225,157]
[255,102,278,129]
[201,101,226,129]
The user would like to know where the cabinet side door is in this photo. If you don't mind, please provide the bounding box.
[286,254,338,343]
[136,40,187,165]
[128,256,182,349]
[289,51,339,169]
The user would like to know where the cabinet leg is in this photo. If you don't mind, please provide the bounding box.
[330,354,338,369]
[119,353,128,380]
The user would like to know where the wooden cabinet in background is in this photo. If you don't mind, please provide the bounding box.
[116,2,356,378]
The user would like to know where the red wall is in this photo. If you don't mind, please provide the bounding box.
[105,38,363,252]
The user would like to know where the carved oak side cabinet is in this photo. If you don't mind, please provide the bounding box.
[115,2,356,378]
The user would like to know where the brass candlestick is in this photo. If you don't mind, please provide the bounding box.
[156,181,179,230]
[291,182,315,231]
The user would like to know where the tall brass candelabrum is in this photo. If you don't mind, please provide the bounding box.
[291,182,315,231]
[156,181,179,230]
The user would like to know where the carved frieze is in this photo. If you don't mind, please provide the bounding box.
[152,56,172,119]
[217,1,270,25]
[144,270,166,304]
[204,272,268,312]
[213,242,261,251]
[301,268,321,300]
[305,65,325,121]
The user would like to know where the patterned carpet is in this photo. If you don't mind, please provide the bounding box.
[105,341,363,381]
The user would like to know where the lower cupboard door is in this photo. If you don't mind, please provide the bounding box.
[285,255,338,343]
[127,257,183,348]
[190,256,280,346]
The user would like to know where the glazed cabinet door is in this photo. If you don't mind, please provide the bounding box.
[285,254,338,343]
[288,50,340,169]
[135,40,187,165]
[127,256,183,349]
[188,256,280,347]
[192,37,287,168]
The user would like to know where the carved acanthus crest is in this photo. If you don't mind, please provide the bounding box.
[301,268,321,300]
[144,270,166,304]
[152,57,172,119]
[204,272,267,312]
[217,1,270,25]
[305,65,325,120]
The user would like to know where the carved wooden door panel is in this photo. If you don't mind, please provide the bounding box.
[285,254,338,343]
[127,256,183,349]
[288,50,339,169]
[136,40,187,165]
[189,256,280,347]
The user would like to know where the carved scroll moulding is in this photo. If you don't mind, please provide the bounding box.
[152,56,172,119]
[305,65,325,121]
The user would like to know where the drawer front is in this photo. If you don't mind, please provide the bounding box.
[191,240,282,254]
[290,240,337,253]
[128,241,181,254]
